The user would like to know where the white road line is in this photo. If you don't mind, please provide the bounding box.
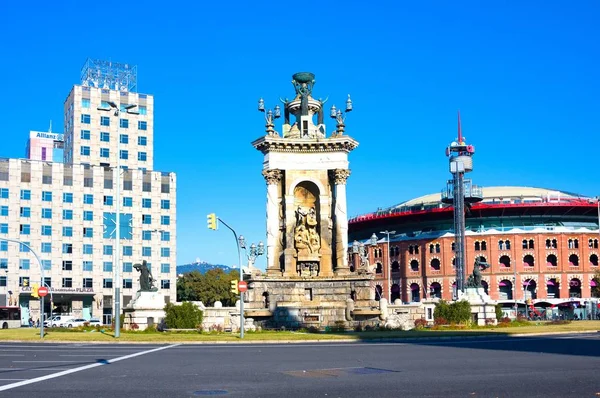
[13,361,81,363]
[59,354,121,357]
[0,344,180,392]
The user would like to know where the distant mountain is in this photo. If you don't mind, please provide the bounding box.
[176,261,236,275]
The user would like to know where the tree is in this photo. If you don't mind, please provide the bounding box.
[592,268,600,298]
[176,269,240,306]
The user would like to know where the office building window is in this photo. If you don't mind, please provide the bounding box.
[41,225,52,236]
[41,208,52,219]
[62,243,72,254]
[20,189,31,200]
[161,215,170,226]
[160,199,170,210]
[19,259,30,270]
[123,279,133,289]
[142,230,152,240]
[83,261,93,272]
[138,121,147,130]
[161,263,170,273]
[123,262,133,272]
[63,193,73,203]
[80,146,90,156]
[161,280,170,289]
[104,195,113,206]
[142,198,151,208]
[83,194,93,204]
[1,206,8,216]
[142,247,151,256]
[83,244,93,255]
[100,131,110,142]
[103,278,113,289]
[63,227,73,237]
[81,129,91,139]
[103,262,113,272]
[120,134,129,144]
[0,276,7,287]
[0,223,7,234]
[120,150,129,160]
[142,214,151,224]
[120,119,129,128]
[138,152,147,161]
[83,227,93,238]
[20,207,30,217]
[62,261,73,271]
[42,191,52,201]
[41,260,51,270]
[81,114,91,124]
[19,242,30,253]
[0,242,5,251]
[123,197,132,207]
[83,278,93,288]
[103,245,113,255]
[63,209,73,220]
[82,98,90,108]
[41,242,51,253]
[0,259,6,269]
[100,148,109,158]
[161,231,170,242]
[20,224,30,235]
[123,246,133,256]
[161,248,170,257]
[62,278,73,288]
[83,210,93,221]
[100,116,110,126]
[0,188,7,199]
[139,105,147,115]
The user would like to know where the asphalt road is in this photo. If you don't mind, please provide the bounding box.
[0,333,599,397]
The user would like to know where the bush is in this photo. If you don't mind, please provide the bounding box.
[164,302,203,329]
[414,318,427,329]
[434,300,472,324]
[495,304,504,321]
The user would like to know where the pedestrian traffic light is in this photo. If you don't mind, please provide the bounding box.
[230,280,239,295]
[207,213,218,230]
[31,283,39,298]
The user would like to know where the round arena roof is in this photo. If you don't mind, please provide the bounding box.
[388,186,586,210]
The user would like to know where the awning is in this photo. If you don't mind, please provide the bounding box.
[591,280,598,287]
[410,284,420,291]
[547,280,555,286]
[499,281,507,286]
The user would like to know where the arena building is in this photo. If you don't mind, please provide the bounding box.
[348,186,600,318]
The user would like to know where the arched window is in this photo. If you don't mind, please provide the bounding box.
[551,239,557,249]
[376,263,383,274]
[481,241,487,250]
[505,240,511,250]
[569,278,581,298]
[528,239,535,249]
[498,240,504,250]
[474,241,481,251]
[546,254,557,267]
[262,292,270,309]
[590,254,599,266]
[499,280,513,300]
[523,254,534,268]
[391,284,400,303]
[374,285,383,301]
[546,239,551,249]
[429,244,434,254]
[410,283,421,302]
[430,282,442,299]
[435,243,441,253]
[522,239,528,249]
[391,261,400,272]
[569,254,579,266]
[410,259,419,272]
[499,255,511,268]
[547,278,560,298]
[408,246,414,255]
[523,279,536,300]
[430,258,441,271]
[451,242,456,251]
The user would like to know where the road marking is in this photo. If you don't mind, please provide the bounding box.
[59,354,122,357]
[0,344,180,392]
[13,361,81,363]
[0,379,26,381]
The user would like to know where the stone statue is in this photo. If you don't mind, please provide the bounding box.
[466,257,490,288]
[294,206,320,254]
[133,260,158,292]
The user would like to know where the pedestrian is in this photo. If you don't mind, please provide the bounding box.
[28,317,33,327]
[35,319,39,328]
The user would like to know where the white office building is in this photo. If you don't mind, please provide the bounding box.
[0,59,177,325]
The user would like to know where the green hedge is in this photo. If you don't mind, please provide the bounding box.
[433,300,472,324]
[164,302,203,329]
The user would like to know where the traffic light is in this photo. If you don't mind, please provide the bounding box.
[207,213,218,230]
[31,283,39,298]
[230,280,239,295]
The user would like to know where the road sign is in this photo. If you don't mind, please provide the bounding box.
[238,281,248,293]
[38,286,49,297]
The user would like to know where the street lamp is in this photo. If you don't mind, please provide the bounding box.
[98,101,137,338]
[258,98,280,135]
[379,230,396,302]
[0,238,45,338]
[238,236,264,339]
[329,95,353,135]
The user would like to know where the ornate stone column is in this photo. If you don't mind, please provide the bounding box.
[333,169,351,275]
[262,169,283,276]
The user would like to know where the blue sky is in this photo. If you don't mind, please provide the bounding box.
[0,1,598,269]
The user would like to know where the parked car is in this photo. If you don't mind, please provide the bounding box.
[44,315,74,327]
[59,318,87,328]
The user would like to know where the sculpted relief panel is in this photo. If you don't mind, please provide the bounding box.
[293,182,321,260]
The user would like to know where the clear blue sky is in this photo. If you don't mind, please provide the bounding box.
[1,1,598,269]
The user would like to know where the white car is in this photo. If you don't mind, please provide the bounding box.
[59,318,87,328]
[44,315,74,327]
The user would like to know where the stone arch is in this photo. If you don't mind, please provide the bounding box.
[287,176,326,197]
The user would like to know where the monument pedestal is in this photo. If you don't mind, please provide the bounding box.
[458,287,497,326]
[123,291,166,331]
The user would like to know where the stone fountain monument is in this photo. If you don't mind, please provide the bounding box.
[245,73,378,329]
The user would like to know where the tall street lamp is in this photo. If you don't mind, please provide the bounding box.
[379,230,396,302]
[238,236,264,339]
[98,101,137,338]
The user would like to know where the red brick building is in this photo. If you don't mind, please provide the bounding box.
[348,187,599,311]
